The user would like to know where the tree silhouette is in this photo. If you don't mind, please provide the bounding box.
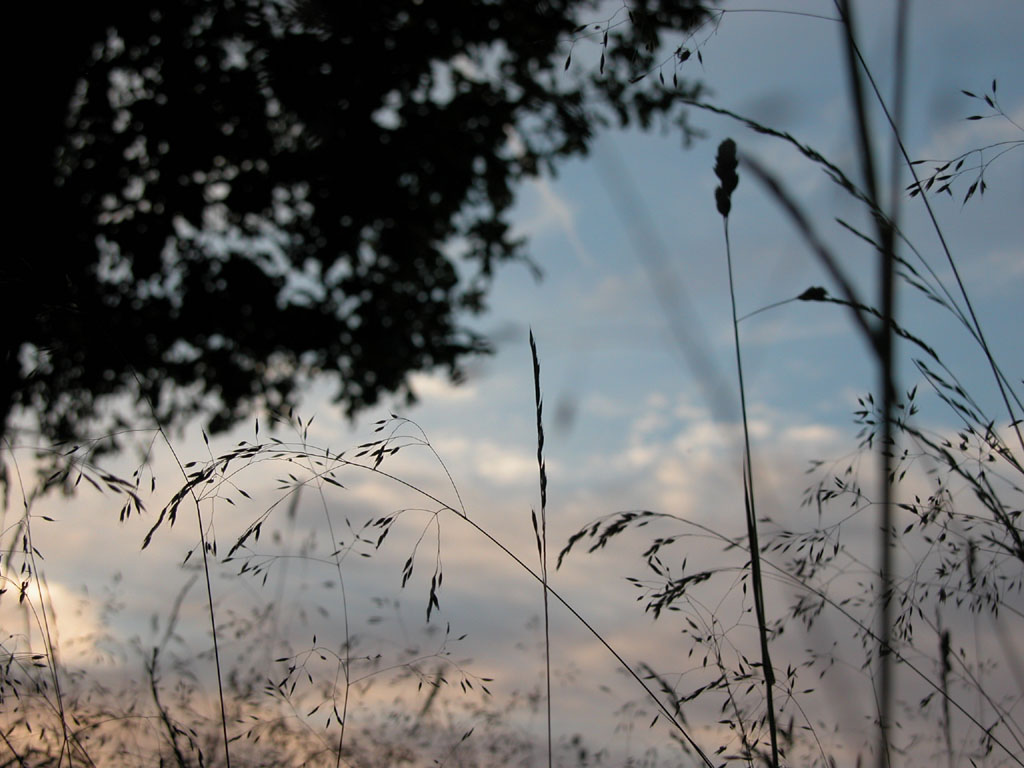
[4,0,708,447]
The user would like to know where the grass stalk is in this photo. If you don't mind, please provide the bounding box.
[529,330,553,768]
[3,443,94,768]
[26,537,72,768]
[325,450,718,767]
[561,506,1024,765]
[269,413,357,766]
[715,138,779,767]
[147,648,190,768]
[137,382,232,768]
[7,7,1019,765]
[842,9,1024,458]
[834,2,901,763]
[187,459,233,768]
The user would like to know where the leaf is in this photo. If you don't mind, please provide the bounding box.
[564,54,571,71]
[963,180,978,204]
[961,89,977,98]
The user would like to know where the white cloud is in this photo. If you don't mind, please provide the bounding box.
[574,390,850,526]
[0,579,106,664]
[409,371,478,403]
[425,434,546,489]
[471,441,541,485]
[780,423,842,446]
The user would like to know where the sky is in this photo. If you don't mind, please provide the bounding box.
[4,2,1023,766]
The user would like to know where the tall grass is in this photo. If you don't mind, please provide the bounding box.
[3,3,1022,767]
[715,135,779,768]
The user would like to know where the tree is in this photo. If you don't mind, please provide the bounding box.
[3,0,710,449]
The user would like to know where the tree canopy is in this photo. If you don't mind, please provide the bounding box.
[4,0,709,448]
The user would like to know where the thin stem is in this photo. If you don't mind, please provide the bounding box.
[148,648,190,768]
[280,417,355,768]
[133,378,232,768]
[25,526,73,768]
[1,727,31,768]
[839,1,1024,457]
[191,470,233,768]
[566,508,1024,766]
[723,217,779,767]
[339,458,718,768]
[2,444,95,768]
[741,158,876,351]
[530,331,554,768]
[841,0,908,764]
[678,96,1023,420]
[736,296,797,322]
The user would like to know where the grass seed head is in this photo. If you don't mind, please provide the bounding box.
[715,138,739,217]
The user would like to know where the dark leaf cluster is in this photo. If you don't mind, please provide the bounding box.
[5,0,712,449]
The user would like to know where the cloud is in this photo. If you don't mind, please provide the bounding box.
[0,579,107,664]
[433,436,544,487]
[409,371,478,403]
[780,423,842,446]
[471,441,539,485]
[563,391,849,528]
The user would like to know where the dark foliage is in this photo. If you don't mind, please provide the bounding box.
[3,0,709,448]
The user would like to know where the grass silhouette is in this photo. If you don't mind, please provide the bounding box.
[3,5,1022,767]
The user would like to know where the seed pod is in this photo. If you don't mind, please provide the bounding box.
[714,138,739,217]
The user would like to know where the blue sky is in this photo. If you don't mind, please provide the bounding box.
[7,2,1023,765]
